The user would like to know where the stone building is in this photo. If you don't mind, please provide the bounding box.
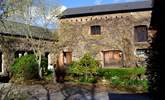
[59,1,155,67]
[0,20,56,77]
[0,1,155,78]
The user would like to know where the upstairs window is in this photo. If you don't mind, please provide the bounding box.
[134,25,148,42]
[91,25,101,35]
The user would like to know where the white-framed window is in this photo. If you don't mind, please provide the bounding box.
[135,49,148,58]
[15,51,34,58]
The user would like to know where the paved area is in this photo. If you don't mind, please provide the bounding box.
[108,93,151,100]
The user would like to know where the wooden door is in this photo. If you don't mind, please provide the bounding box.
[103,50,122,67]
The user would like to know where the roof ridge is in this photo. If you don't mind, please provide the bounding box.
[61,0,152,18]
[65,0,152,10]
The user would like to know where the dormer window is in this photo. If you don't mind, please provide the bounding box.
[134,25,148,42]
[91,25,101,35]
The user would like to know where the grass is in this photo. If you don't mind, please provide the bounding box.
[66,67,148,93]
[97,67,148,93]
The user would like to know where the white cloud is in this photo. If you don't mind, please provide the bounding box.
[60,5,67,12]
[94,0,103,5]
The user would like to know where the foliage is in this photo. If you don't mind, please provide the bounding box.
[79,53,100,68]
[11,54,48,81]
[97,67,145,79]
[68,53,100,75]
[11,54,38,80]
[79,76,97,83]
[43,70,53,81]
[41,57,48,76]
[68,53,100,82]
[98,67,148,92]
[68,65,148,92]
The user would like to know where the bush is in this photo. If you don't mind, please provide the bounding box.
[79,53,100,68]
[68,53,100,82]
[68,53,100,75]
[79,76,97,83]
[43,70,53,81]
[97,67,148,92]
[97,67,146,79]
[11,54,48,81]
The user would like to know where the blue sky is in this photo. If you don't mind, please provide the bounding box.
[58,0,146,8]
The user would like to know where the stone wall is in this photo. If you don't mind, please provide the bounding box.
[60,11,154,67]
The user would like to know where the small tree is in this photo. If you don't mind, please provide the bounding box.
[79,53,100,80]
[68,53,100,81]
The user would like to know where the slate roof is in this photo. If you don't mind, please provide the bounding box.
[0,20,54,40]
[60,0,153,18]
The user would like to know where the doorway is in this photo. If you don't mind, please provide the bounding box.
[0,52,2,72]
[63,52,72,65]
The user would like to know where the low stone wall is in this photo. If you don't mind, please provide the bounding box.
[0,83,109,100]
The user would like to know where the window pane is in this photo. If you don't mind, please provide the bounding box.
[136,49,148,58]
[134,26,148,42]
[91,25,101,35]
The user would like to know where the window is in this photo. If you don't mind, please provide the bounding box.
[15,51,34,58]
[0,52,2,72]
[91,25,101,35]
[136,49,148,58]
[45,52,49,58]
[45,52,53,70]
[134,25,148,42]
[15,51,25,58]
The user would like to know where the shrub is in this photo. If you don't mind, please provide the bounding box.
[68,53,100,82]
[43,70,53,81]
[79,76,97,83]
[11,54,48,81]
[97,67,146,79]
[68,53,100,75]
[97,67,148,92]
[68,61,83,76]
[79,53,100,68]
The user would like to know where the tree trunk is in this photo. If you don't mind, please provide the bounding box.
[38,51,42,79]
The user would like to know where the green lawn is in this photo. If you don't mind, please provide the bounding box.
[67,67,148,93]
[97,67,148,92]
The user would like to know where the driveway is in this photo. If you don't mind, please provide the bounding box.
[108,93,151,100]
